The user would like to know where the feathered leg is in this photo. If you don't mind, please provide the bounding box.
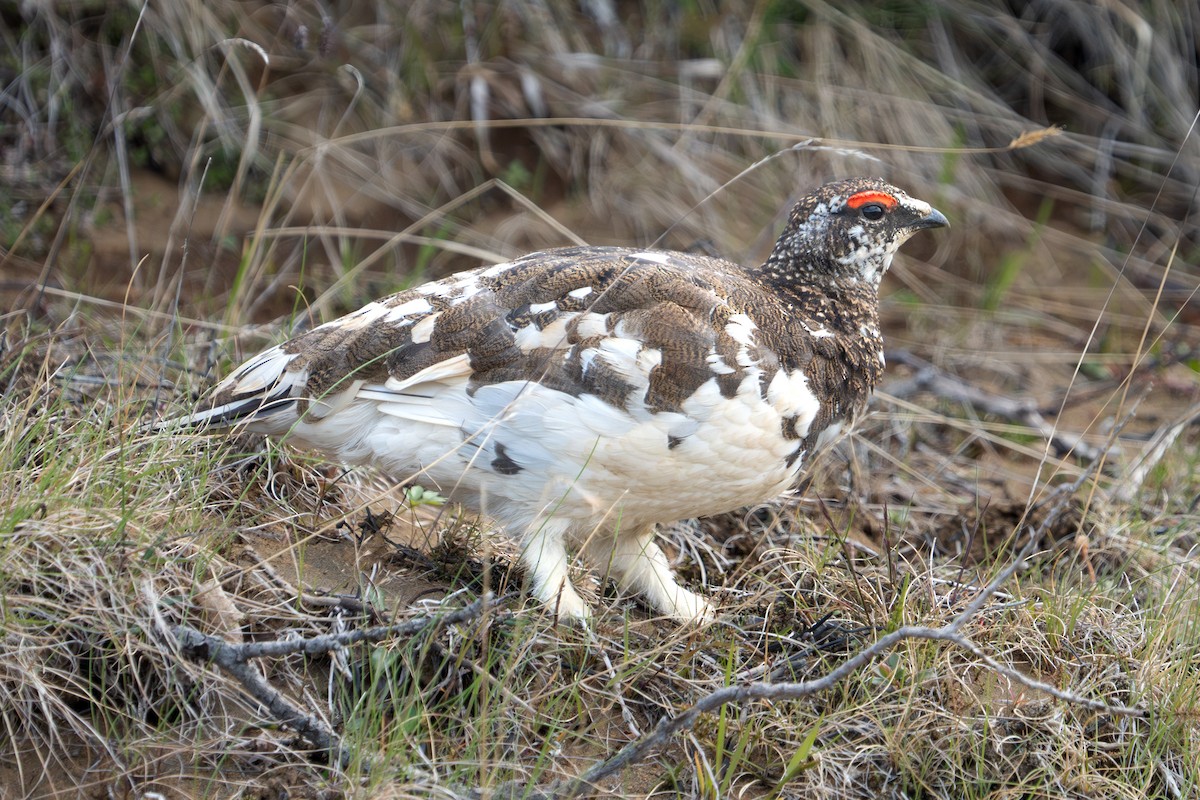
[520,518,591,622]
[587,526,715,623]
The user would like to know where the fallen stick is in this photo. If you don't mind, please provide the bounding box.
[171,593,499,768]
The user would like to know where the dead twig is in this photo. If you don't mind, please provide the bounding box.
[172,593,501,768]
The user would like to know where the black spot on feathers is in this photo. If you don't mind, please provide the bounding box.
[491,442,523,475]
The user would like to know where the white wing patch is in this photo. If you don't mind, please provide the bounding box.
[571,313,609,339]
[479,259,521,279]
[411,265,491,301]
[766,368,820,439]
[356,354,477,428]
[366,395,463,428]
[629,251,673,265]
[580,336,643,380]
[409,313,441,344]
[384,296,433,321]
[332,301,391,331]
[724,313,757,346]
[801,320,834,338]
[221,346,298,395]
[306,379,365,420]
[449,277,484,303]
[382,352,473,394]
[725,313,762,368]
[513,311,591,351]
[705,346,736,375]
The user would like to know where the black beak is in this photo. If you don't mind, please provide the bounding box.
[914,208,949,230]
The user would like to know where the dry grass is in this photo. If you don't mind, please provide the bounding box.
[2,0,1199,797]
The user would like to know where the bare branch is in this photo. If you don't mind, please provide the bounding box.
[175,625,346,763]
[172,593,501,767]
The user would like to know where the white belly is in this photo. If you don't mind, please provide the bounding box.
[269,371,816,533]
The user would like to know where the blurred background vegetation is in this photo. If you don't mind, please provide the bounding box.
[2,0,1196,327]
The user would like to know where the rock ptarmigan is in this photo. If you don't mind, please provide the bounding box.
[170,177,947,624]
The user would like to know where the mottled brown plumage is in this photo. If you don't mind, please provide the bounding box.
[175,177,948,624]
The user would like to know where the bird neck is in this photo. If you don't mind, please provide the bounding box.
[758,239,892,295]
[753,256,885,340]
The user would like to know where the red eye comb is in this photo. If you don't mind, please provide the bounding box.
[846,190,898,209]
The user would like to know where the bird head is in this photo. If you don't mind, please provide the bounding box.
[761,177,948,290]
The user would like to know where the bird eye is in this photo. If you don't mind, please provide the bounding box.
[860,203,886,221]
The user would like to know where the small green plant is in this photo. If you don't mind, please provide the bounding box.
[405,484,447,507]
[501,159,533,193]
[768,719,822,798]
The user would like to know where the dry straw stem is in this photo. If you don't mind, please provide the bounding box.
[316,117,1064,157]
[1110,401,1200,504]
